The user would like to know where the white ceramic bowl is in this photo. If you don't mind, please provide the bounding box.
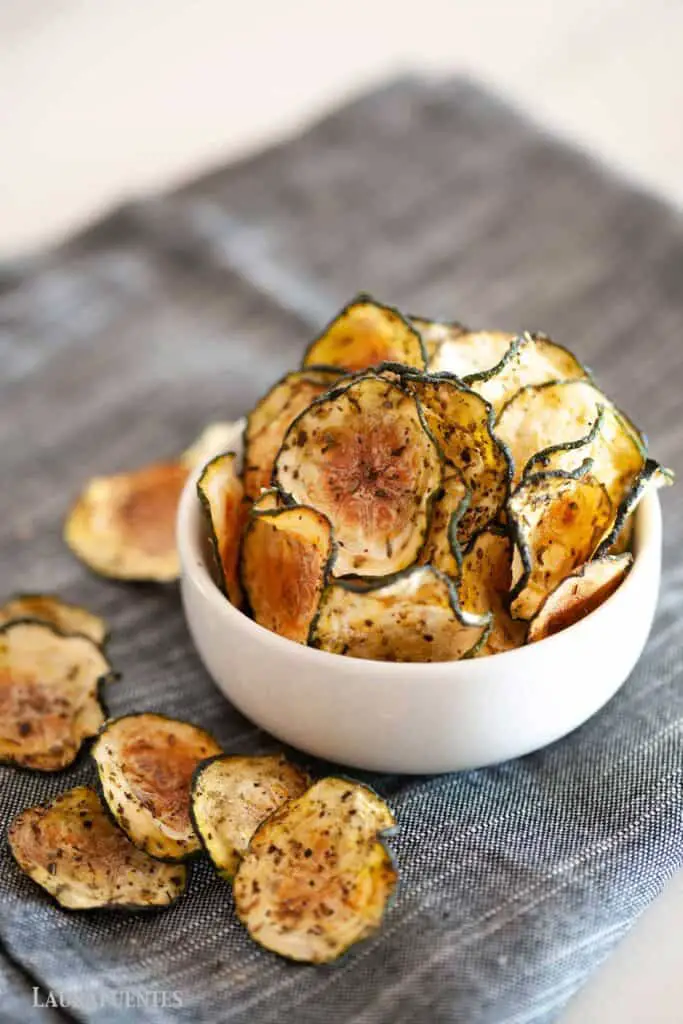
[178,421,662,774]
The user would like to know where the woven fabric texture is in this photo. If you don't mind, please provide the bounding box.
[0,77,681,1024]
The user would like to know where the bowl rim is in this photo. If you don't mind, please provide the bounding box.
[177,429,662,676]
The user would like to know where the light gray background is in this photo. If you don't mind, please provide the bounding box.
[1,4,682,1021]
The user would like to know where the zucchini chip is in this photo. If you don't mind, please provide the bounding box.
[303,295,426,373]
[190,754,311,880]
[423,324,518,378]
[405,374,511,541]
[418,472,470,577]
[241,505,335,643]
[181,421,240,470]
[9,787,187,911]
[251,489,282,513]
[244,369,342,500]
[92,714,222,861]
[495,380,641,490]
[527,554,633,643]
[593,459,674,559]
[274,376,442,578]
[0,621,114,771]
[233,777,397,963]
[458,529,527,655]
[0,594,107,646]
[464,332,590,413]
[65,461,188,581]
[310,565,490,662]
[522,403,645,506]
[508,467,613,620]
[409,317,467,368]
[197,452,248,606]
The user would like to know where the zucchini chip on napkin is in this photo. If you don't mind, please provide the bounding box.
[527,554,633,643]
[508,466,613,620]
[404,373,511,543]
[191,754,310,880]
[197,452,248,606]
[65,461,188,582]
[241,504,335,643]
[458,528,527,655]
[274,376,442,578]
[310,565,490,661]
[233,777,397,963]
[9,787,187,911]
[303,295,426,373]
[0,620,114,771]
[243,368,342,500]
[0,594,107,646]
[65,422,235,582]
[92,713,222,861]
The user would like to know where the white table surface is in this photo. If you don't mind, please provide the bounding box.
[1,2,681,1020]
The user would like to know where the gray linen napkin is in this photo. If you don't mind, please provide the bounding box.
[0,77,681,1024]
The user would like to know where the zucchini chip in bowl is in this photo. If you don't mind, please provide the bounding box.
[417,471,470,577]
[197,452,248,607]
[403,373,512,543]
[243,368,342,500]
[0,593,107,646]
[495,379,645,494]
[274,375,442,578]
[527,554,633,644]
[241,504,335,643]
[0,620,115,771]
[233,778,397,963]
[458,528,527,656]
[303,295,426,373]
[191,754,310,880]
[310,565,490,661]
[508,465,613,620]
[9,787,187,911]
[92,713,222,861]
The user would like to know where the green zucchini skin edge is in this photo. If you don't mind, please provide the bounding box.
[444,476,472,576]
[91,712,223,864]
[495,378,648,465]
[301,293,428,371]
[592,458,671,560]
[1,593,111,647]
[196,451,240,597]
[271,374,444,585]
[462,330,594,388]
[0,618,119,773]
[237,502,338,626]
[521,406,607,480]
[506,459,598,613]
